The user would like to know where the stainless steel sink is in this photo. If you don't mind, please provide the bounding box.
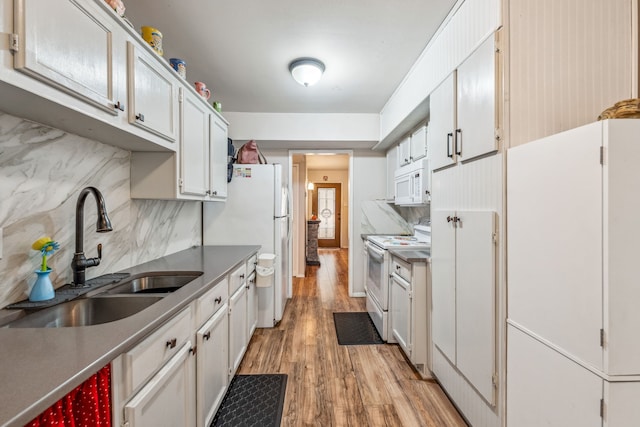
[101,271,202,295]
[6,296,163,328]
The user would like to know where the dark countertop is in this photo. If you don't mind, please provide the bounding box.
[0,245,259,427]
[388,248,430,262]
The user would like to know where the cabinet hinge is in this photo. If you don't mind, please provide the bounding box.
[178,90,184,102]
[492,373,499,388]
[492,231,498,245]
[178,178,183,189]
[122,420,130,427]
[408,290,413,300]
[600,146,605,165]
[600,398,605,418]
[600,329,605,347]
[9,33,19,53]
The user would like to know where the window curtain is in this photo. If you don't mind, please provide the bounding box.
[25,364,111,427]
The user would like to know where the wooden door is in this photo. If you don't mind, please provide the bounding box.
[311,183,341,248]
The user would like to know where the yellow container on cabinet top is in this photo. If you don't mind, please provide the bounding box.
[141,26,163,56]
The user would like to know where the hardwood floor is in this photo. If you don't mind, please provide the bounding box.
[238,248,467,426]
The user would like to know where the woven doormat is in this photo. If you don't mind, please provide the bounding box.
[333,312,384,345]
[211,374,287,427]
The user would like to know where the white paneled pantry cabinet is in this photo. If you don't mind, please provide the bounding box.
[507,119,640,426]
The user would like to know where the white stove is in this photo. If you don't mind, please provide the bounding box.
[365,225,430,341]
[367,225,431,250]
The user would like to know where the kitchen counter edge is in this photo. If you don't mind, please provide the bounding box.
[0,245,260,427]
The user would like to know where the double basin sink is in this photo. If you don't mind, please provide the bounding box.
[6,272,203,328]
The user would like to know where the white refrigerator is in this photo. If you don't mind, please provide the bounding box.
[202,164,290,327]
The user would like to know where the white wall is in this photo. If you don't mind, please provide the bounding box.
[0,111,201,309]
[378,0,501,148]
[225,112,380,150]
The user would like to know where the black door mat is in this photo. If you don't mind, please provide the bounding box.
[211,374,287,427]
[333,312,385,345]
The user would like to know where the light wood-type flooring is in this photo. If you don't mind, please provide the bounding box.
[238,248,467,426]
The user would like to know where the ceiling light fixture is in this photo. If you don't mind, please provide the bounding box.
[289,58,325,87]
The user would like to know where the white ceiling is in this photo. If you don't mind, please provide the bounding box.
[123,0,457,114]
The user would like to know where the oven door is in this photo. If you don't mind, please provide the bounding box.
[366,241,389,310]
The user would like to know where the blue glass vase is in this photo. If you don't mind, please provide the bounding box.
[29,268,55,302]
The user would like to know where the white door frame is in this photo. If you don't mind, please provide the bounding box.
[288,149,354,295]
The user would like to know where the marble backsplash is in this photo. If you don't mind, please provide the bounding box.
[0,112,201,309]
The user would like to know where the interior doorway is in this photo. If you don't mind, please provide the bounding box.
[311,183,341,248]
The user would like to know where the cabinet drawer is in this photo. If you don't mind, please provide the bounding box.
[392,258,412,282]
[229,263,246,295]
[196,278,228,326]
[247,254,258,275]
[124,306,192,392]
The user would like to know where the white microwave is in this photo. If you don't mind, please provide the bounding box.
[394,158,430,206]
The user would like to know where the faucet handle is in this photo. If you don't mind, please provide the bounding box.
[97,243,102,260]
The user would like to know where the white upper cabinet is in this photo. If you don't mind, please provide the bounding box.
[127,41,178,142]
[180,88,210,197]
[409,125,428,162]
[208,113,229,200]
[456,37,497,162]
[13,0,120,114]
[130,91,229,201]
[429,73,456,170]
[385,145,398,201]
[397,135,411,166]
[430,36,498,171]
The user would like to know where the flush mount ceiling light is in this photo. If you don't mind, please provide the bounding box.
[289,58,325,87]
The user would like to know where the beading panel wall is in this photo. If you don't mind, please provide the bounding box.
[508,0,637,147]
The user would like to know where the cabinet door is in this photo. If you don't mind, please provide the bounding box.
[429,73,456,171]
[456,36,497,162]
[507,326,602,427]
[180,88,209,197]
[386,145,398,201]
[398,136,411,166]
[246,272,257,338]
[229,285,248,376]
[14,0,118,114]
[124,341,195,427]
[456,210,496,404]
[390,273,412,358]
[127,42,177,142]
[431,210,457,363]
[208,113,229,200]
[410,126,428,162]
[197,305,229,427]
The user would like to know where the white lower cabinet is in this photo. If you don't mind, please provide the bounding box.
[432,208,497,404]
[389,255,430,378]
[112,253,259,427]
[229,283,248,377]
[247,271,258,338]
[196,304,229,427]
[124,341,196,426]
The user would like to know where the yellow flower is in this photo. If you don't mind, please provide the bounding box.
[32,237,52,251]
